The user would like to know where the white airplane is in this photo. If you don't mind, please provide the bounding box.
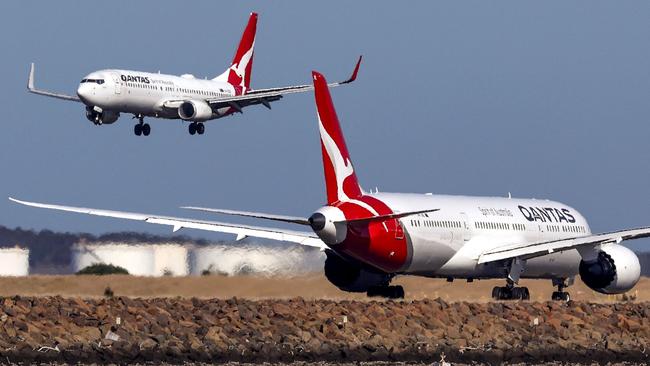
[27,12,361,136]
[11,71,650,301]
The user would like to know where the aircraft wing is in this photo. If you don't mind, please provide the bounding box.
[9,197,326,249]
[478,227,650,264]
[205,56,362,111]
[27,63,81,102]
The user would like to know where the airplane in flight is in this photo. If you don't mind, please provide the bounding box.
[11,71,650,301]
[27,12,361,137]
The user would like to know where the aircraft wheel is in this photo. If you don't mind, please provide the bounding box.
[142,123,151,136]
[512,287,530,300]
[188,123,196,135]
[366,285,404,299]
[552,291,570,302]
[134,124,142,136]
[197,123,205,135]
[389,285,405,299]
[492,286,501,300]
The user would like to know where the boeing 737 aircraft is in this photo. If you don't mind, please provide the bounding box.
[27,12,361,136]
[11,72,650,301]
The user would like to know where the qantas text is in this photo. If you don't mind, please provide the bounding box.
[120,75,150,84]
[518,206,576,223]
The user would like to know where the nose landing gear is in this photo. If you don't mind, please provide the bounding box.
[133,114,150,136]
[188,122,205,135]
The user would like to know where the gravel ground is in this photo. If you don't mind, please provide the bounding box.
[1,296,649,364]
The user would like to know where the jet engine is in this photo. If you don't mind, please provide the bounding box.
[324,250,390,292]
[85,106,119,125]
[178,100,213,121]
[579,244,640,294]
[308,206,348,245]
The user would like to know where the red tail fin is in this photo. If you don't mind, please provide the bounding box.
[214,12,257,93]
[312,71,363,204]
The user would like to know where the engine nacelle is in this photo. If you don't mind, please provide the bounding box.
[178,100,213,121]
[308,206,348,245]
[579,244,640,294]
[324,250,390,292]
[85,107,119,124]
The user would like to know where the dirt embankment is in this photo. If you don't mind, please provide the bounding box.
[0,296,648,364]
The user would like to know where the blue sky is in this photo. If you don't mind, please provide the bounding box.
[0,1,648,250]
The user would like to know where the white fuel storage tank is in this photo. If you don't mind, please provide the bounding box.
[0,247,29,276]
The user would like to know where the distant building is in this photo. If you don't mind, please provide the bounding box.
[0,247,29,276]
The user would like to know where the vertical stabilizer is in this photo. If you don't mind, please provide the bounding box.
[312,71,363,204]
[213,12,257,93]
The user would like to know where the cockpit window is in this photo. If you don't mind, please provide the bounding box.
[80,79,104,84]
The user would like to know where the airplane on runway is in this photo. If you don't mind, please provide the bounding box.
[11,71,650,301]
[27,12,361,137]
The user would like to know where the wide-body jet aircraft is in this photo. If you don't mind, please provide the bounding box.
[12,71,649,300]
[27,12,361,136]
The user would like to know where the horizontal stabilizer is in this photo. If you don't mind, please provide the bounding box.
[339,208,439,225]
[181,206,310,225]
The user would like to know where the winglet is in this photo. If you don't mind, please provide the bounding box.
[28,63,35,91]
[340,56,362,85]
[9,197,25,205]
[24,64,81,102]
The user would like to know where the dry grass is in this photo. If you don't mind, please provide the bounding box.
[0,274,647,302]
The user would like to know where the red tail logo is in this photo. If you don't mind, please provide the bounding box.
[312,71,363,204]
[214,12,257,94]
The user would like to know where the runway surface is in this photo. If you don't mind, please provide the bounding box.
[0,274,647,302]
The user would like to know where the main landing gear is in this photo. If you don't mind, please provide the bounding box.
[492,282,530,300]
[366,285,405,299]
[551,278,571,302]
[188,122,205,135]
[492,257,530,300]
[133,114,150,136]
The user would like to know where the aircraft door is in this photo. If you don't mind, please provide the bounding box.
[112,74,121,94]
[460,212,471,242]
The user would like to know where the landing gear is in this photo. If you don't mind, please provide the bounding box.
[133,114,150,136]
[552,291,570,301]
[551,278,571,302]
[188,122,205,135]
[491,283,530,300]
[492,257,530,300]
[366,285,405,299]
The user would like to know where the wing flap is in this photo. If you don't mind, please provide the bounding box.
[9,197,325,249]
[478,227,650,264]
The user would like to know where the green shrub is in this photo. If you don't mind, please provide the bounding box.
[76,263,129,275]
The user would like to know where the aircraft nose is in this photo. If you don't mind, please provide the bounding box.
[77,83,91,102]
